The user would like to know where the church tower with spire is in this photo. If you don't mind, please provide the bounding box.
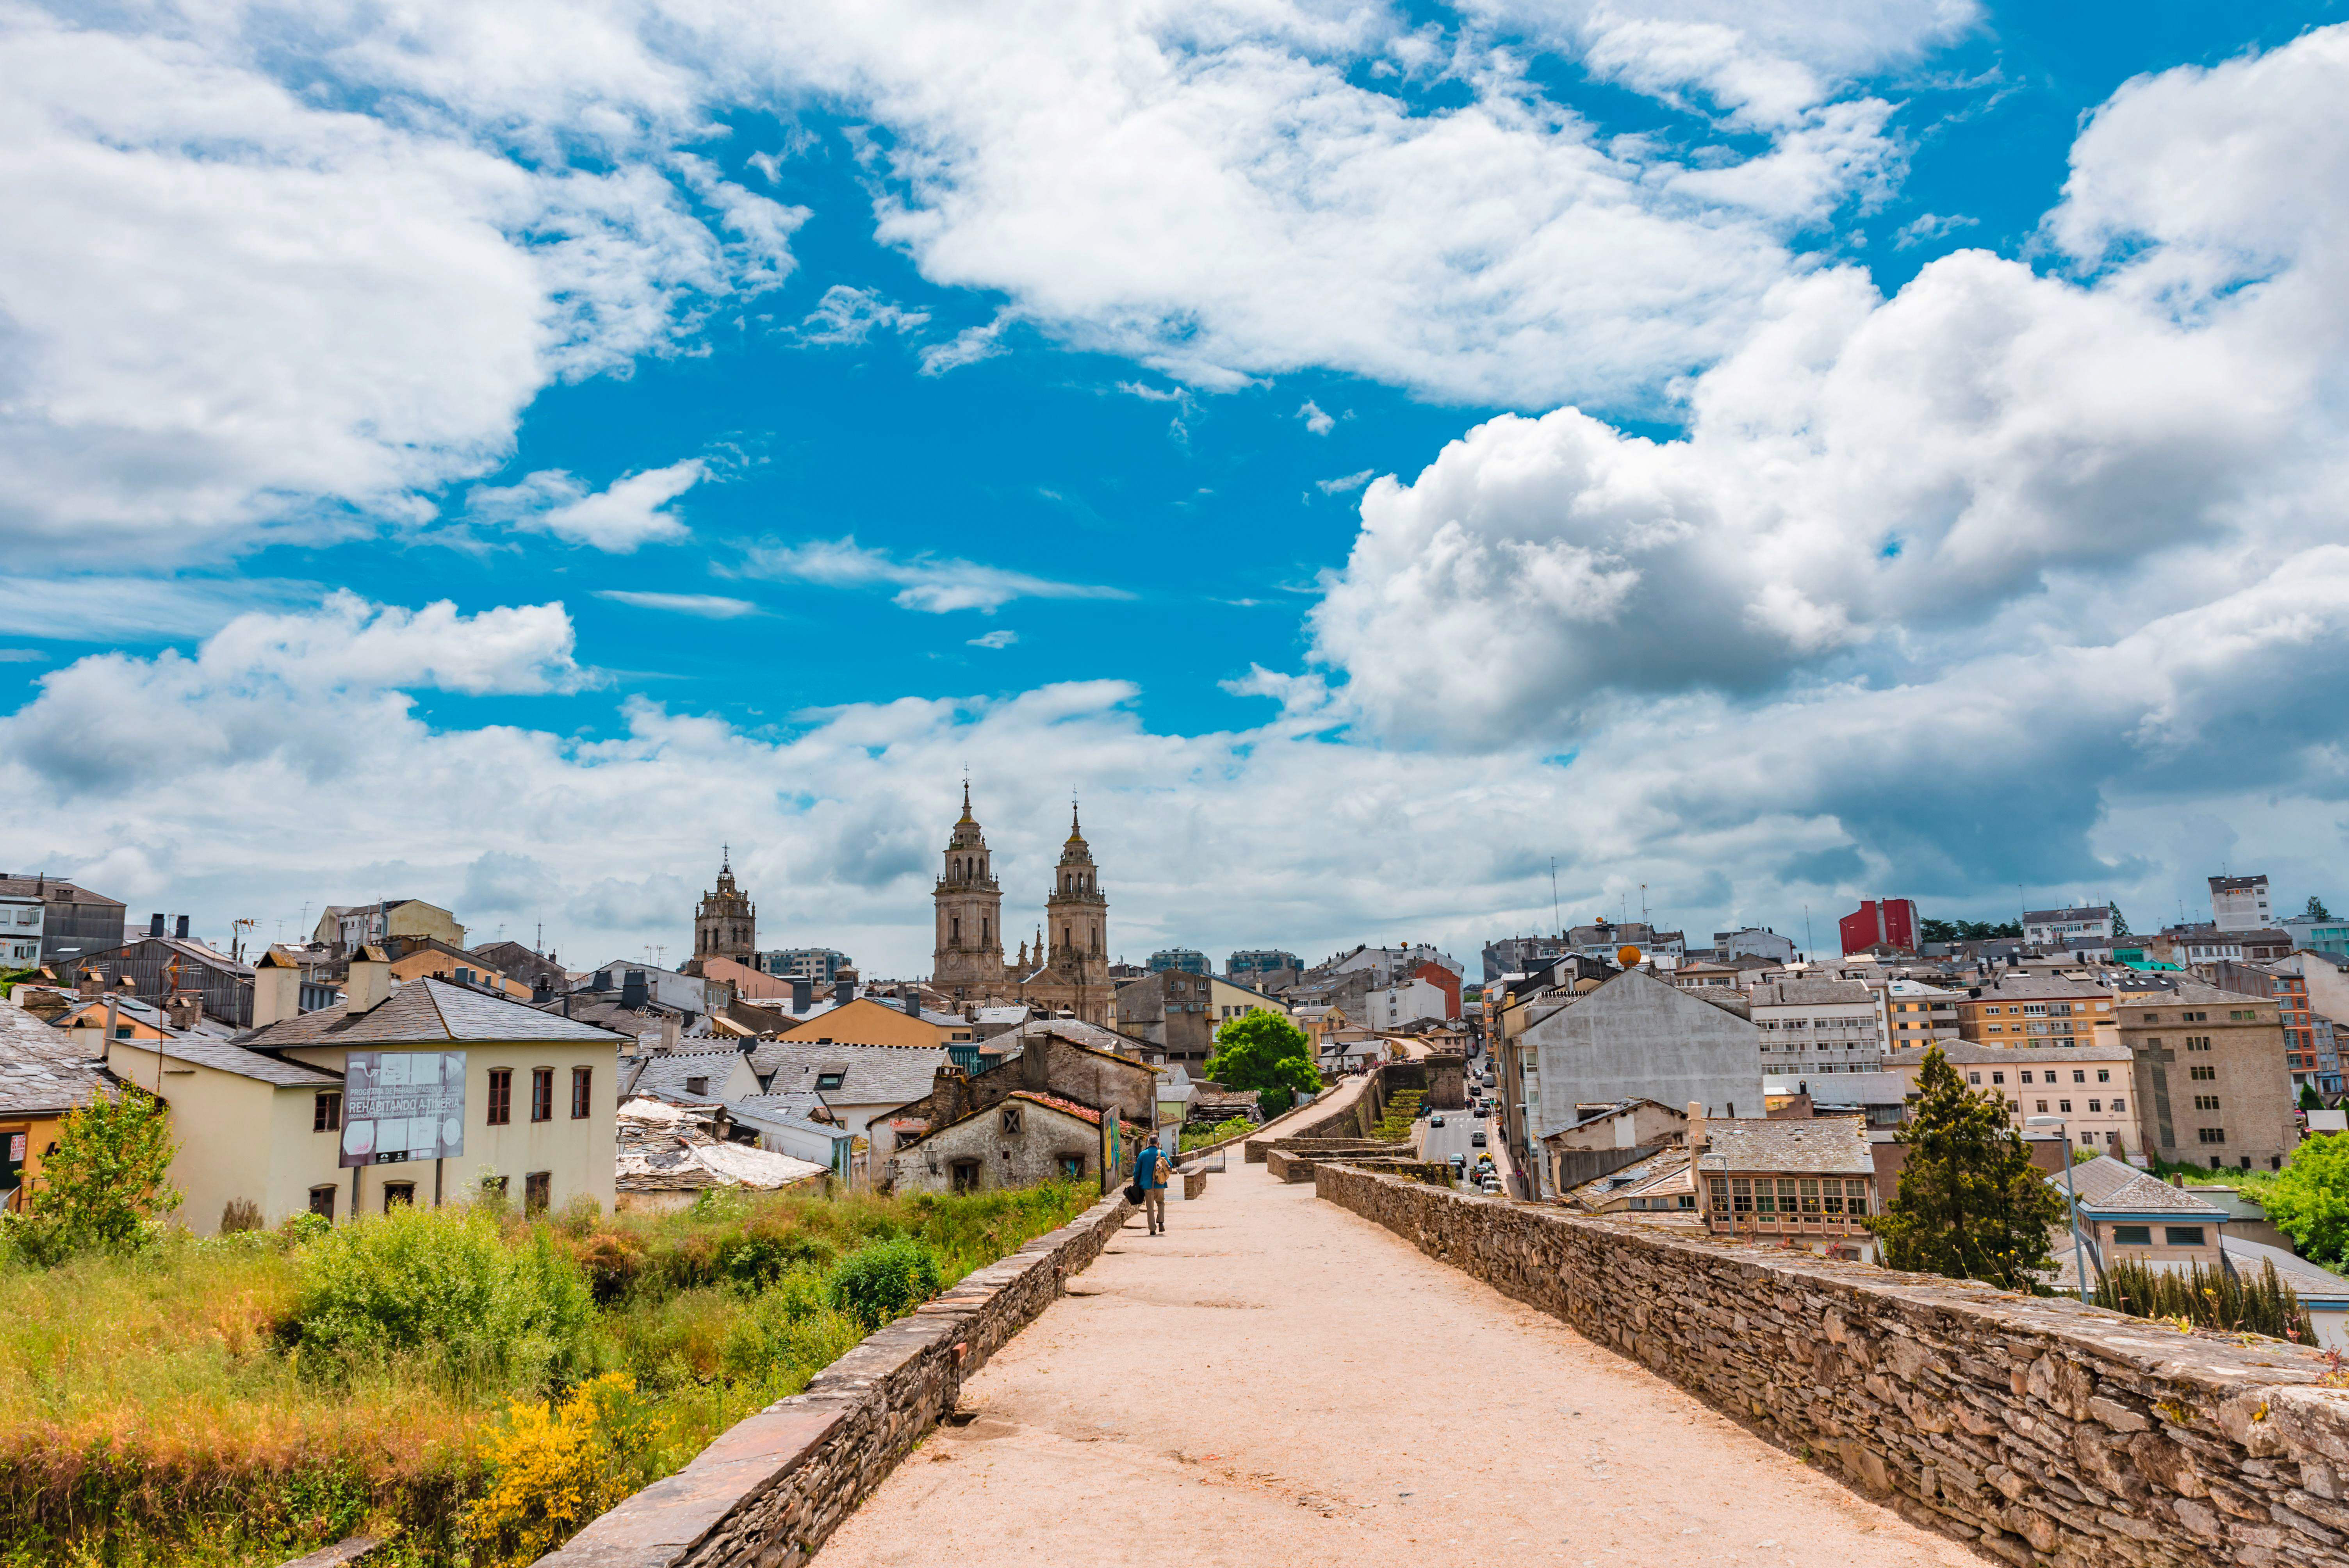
[695,848,756,965]
[1039,800,1112,1024]
[932,782,1006,1003]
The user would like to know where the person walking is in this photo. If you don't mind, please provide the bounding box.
[1134,1139,1171,1235]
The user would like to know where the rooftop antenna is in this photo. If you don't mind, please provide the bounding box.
[1804,903,1814,957]
[1550,857,1560,936]
[1640,883,1649,928]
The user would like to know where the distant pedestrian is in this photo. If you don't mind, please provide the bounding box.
[1134,1140,1171,1235]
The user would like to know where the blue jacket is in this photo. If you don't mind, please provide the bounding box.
[1135,1144,1167,1190]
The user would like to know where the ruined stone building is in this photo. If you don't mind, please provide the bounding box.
[930,786,1112,1025]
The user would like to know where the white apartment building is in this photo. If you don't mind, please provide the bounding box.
[2211,875,2273,933]
[2022,905,2118,947]
[1887,1042,2140,1156]
[1360,977,1451,1031]
[1748,978,1882,1076]
[0,897,42,966]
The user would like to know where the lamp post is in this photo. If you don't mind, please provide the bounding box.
[2026,1115,2091,1303]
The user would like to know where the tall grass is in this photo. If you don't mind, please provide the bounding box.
[0,1180,1096,1567]
[2092,1255,2316,1342]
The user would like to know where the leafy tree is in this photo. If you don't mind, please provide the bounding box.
[2310,895,2335,922]
[2108,903,2131,938]
[1919,918,2024,944]
[2262,1135,2349,1268]
[2303,1083,2325,1112]
[1869,1046,2066,1291]
[1205,1010,1319,1102]
[14,1088,181,1260]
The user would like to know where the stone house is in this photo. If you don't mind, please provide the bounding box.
[873,1026,1159,1156]
[1560,1145,1697,1216]
[885,1091,1130,1195]
[1695,1110,1878,1262]
[1111,968,1218,1066]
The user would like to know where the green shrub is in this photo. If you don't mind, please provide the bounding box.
[825,1237,943,1328]
[11,1089,181,1264]
[292,1205,595,1387]
[278,1210,331,1246]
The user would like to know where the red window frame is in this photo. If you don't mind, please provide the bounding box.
[571,1066,592,1120]
[530,1067,553,1123]
[487,1068,512,1126]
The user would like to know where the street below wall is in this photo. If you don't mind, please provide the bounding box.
[815,1151,1978,1568]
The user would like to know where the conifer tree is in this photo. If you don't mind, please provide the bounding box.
[1870,1045,2066,1291]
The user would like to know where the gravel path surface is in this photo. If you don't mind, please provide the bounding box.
[817,1161,1981,1568]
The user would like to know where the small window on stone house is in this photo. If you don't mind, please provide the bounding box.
[1058,1154,1085,1180]
[951,1159,981,1194]
[1001,1105,1023,1134]
[2112,1225,2151,1245]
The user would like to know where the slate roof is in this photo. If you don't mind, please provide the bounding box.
[986,1018,1158,1063]
[1562,1146,1692,1210]
[240,977,631,1049]
[624,1048,754,1099]
[1696,1116,1873,1176]
[1959,974,2114,1001]
[0,996,111,1115]
[752,1041,953,1106]
[2063,1155,2230,1217]
[734,1090,829,1122]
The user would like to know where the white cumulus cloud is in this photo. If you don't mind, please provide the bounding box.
[468,461,707,552]
[737,537,1132,614]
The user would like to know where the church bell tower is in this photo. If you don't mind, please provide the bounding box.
[694,848,756,966]
[932,782,1006,1002]
[1043,801,1111,1023]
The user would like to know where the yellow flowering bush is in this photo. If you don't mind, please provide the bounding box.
[463,1374,662,1568]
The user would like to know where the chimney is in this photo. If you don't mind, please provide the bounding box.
[174,915,189,941]
[149,912,165,938]
[834,978,854,1006]
[165,991,202,1032]
[346,944,392,1014]
[77,966,102,1003]
[621,970,649,1010]
[932,1063,970,1126]
[532,974,553,1004]
[251,949,302,1029]
[1686,1100,1708,1151]
[791,978,813,1013]
[659,1013,681,1053]
[1020,1031,1048,1090]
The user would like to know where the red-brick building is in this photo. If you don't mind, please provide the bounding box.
[1838,898,1919,957]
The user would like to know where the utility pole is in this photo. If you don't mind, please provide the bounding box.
[1549,858,1561,937]
[1804,904,1814,959]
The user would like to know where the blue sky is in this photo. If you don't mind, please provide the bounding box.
[4,0,2347,975]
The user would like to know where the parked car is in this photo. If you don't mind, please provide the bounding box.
[1470,1131,1488,1147]
[1482,1178,1502,1194]
[1430,1115,1445,1128]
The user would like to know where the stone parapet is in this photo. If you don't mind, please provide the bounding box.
[1314,1162,2349,1568]
[532,1193,1133,1568]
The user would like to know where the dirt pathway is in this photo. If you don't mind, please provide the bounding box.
[817,1162,1981,1568]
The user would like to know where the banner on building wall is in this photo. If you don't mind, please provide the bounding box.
[340,1050,467,1167]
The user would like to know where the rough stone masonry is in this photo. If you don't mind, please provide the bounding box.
[1315,1162,2349,1568]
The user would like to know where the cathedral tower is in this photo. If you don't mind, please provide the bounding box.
[932,782,1006,1002]
[694,848,756,965]
[1039,801,1111,1023]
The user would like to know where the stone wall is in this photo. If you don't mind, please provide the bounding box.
[533,1192,1132,1568]
[1315,1163,2349,1568]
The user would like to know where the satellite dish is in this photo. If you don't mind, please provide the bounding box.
[1617,944,1643,966]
